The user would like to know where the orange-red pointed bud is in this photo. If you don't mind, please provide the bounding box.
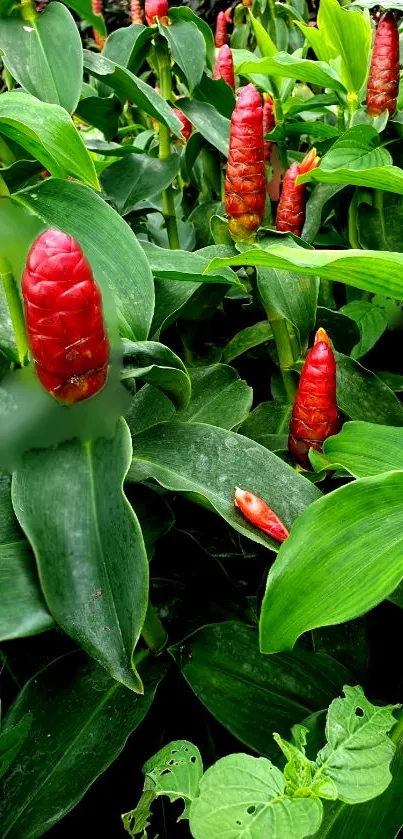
[215,10,231,46]
[366,12,399,117]
[225,84,266,240]
[262,93,275,162]
[234,487,289,542]
[288,329,340,467]
[213,44,235,90]
[173,104,192,141]
[276,148,319,237]
[130,0,144,24]
[145,0,168,26]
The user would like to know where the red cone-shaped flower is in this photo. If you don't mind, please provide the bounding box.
[130,0,144,24]
[22,229,110,405]
[225,83,266,239]
[215,9,232,47]
[213,44,235,90]
[145,0,168,26]
[173,105,192,141]
[289,328,340,467]
[234,487,289,542]
[262,93,275,162]
[366,12,399,117]
[276,147,319,238]
[92,0,105,49]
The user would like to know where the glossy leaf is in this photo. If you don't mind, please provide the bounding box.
[260,471,403,653]
[357,192,403,252]
[239,400,291,452]
[0,92,98,187]
[0,653,164,838]
[75,94,121,141]
[170,622,350,758]
[258,267,318,349]
[173,98,230,156]
[340,301,388,359]
[0,715,32,781]
[159,19,205,92]
[102,24,153,75]
[302,183,346,244]
[336,353,403,426]
[14,178,154,342]
[169,6,215,70]
[315,421,403,477]
[141,242,242,288]
[235,52,346,92]
[0,472,53,641]
[128,422,320,550]
[101,153,180,216]
[12,419,149,692]
[316,307,360,356]
[151,279,202,334]
[0,3,82,113]
[121,340,191,411]
[64,0,106,35]
[222,322,273,363]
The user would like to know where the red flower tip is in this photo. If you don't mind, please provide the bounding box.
[213,44,235,90]
[145,0,168,26]
[299,147,320,175]
[234,487,289,542]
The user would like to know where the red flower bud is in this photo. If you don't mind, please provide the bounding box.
[145,0,168,26]
[22,229,110,405]
[234,487,289,542]
[262,93,275,162]
[91,0,106,49]
[215,9,232,47]
[276,147,319,238]
[366,12,399,117]
[225,84,266,240]
[130,0,144,24]
[289,328,340,467]
[173,103,192,141]
[213,44,235,91]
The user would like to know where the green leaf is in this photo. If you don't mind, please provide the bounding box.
[14,178,154,342]
[151,279,202,335]
[121,340,191,411]
[0,714,32,781]
[340,301,388,359]
[357,192,403,252]
[222,321,273,363]
[0,92,98,187]
[63,0,106,35]
[101,153,180,216]
[173,98,230,156]
[75,94,121,141]
[336,353,403,426]
[249,11,278,57]
[316,421,403,477]
[189,753,323,839]
[0,653,164,838]
[258,267,318,350]
[302,184,346,244]
[82,51,183,137]
[315,686,397,803]
[316,307,360,356]
[0,472,53,641]
[193,74,235,120]
[239,400,291,452]
[235,51,346,92]
[168,6,215,70]
[102,24,153,75]
[170,622,350,758]
[0,3,82,113]
[260,471,403,653]
[11,419,149,692]
[141,242,243,288]
[159,19,205,92]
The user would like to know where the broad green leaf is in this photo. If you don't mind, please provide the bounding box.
[174,98,230,156]
[102,24,153,75]
[205,244,403,300]
[101,153,180,216]
[357,191,403,252]
[128,422,320,550]
[222,321,273,363]
[0,714,32,781]
[336,353,403,426]
[0,3,82,113]
[63,0,106,35]
[286,93,340,117]
[315,421,403,477]
[239,400,291,452]
[258,267,318,350]
[0,472,53,641]
[75,94,121,141]
[316,307,360,356]
[189,753,323,839]
[0,92,98,187]
[82,51,183,137]
[315,686,397,803]
[340,301,388,359]
[235,52,346,92]
[302,184,347,244]
[170,622,350,758]
[0,653,164,838]
[0,159,42,194]
[141,242,242,288]
[193,74,235,120]
[12,419,149,692]
[14,178,154,342]
[168,6,215,70]
[260,471,403,653]
[159,19,205,92]
[151,279,202,335]
[121,340,191,411]
[249,11,278,57]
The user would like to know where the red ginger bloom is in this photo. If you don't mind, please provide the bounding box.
[366,12,399,117]
[225,83,266,240]
[215,9,232,47]
[262,93,275,162]
[289,328,340,467]
[213,44,235,91]
[91,0,106,49]
[276,147,319,238]
[145,0,168,26]
[173,103,192,141]
[22,229,110,405]
[130,0,144,24]
[234,487,289,542]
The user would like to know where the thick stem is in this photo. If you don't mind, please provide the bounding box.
[155,39,180,250]
[265,306,297,402]
[0,255,28,365]
[141,602,168,654]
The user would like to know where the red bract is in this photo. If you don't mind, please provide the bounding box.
[213,44,235,91]
[262,93,275,162]
[22,229,110,405]
[145,0,168,26]
[215,9,232,47]
[366,12,399,117]
[225,83,266,240]
[234,487,289,542]
[173,105,192,141]
[130,0,144,24]
[276,147,319,238]
[91,0,105,49]
[289,328,340,467]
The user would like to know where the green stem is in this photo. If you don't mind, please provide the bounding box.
[287,321,300,362]
[155,38,180,250]
[272,92,288,171]
[20,0,37,22]
[346,92,358,125]
[265,306,297,402]
[0,254,28,365]
[347,190,360,249]
[0,137,16,167]
[141,602,168,654]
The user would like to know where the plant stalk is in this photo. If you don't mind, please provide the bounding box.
[141,602,168,654]
[265,305,297,402]
[0,254,28,365]
[155,38,180,250]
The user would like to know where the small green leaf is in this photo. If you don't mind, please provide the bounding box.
[174,98,230,156]
[235,51,346,92]
[340,301,388,359]
[102,24,153,75]
[258,267,318,350]
[144,740,202,816]
[101,153,180,216]
[222,321,273,363]
[159,19,205,92]
[142,242,242,287]
[121,340,191,410]
[239,400,291,452]
[336,353,403,426]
